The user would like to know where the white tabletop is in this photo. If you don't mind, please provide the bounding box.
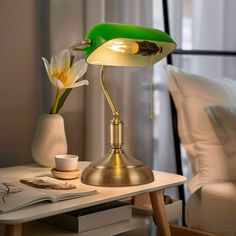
[0,162,186,225]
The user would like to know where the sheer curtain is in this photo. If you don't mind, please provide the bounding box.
[168,0,236,77]
[42,0,87,157]
[192,0,236,77]
[43,0,177,177]
[165,0,236,198]
[152,0,177,176]
[47,0,177,177]
[84,0,154,168]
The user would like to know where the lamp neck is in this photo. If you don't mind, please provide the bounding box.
[109,117,123,149]
[100,66,124,148]
[100,66,123,149]
[100,66,120,118]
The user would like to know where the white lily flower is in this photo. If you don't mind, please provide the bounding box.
[42,49,89,90]
[41,49,89,114]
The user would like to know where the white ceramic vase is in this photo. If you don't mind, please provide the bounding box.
[31,114,68,167]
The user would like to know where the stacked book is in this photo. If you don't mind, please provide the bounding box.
[42,201,132,233]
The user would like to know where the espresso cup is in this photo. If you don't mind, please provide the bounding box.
[55,154,78,172]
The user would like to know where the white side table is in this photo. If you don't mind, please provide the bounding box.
[0,162,186,236]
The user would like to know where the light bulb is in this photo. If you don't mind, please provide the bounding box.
[108,39,162,56]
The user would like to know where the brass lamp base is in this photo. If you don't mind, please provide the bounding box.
[81,148,154,186]
[81,66,154,187]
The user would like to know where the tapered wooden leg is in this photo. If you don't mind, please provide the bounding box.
[5,224,22,236]
[149,190,171,236]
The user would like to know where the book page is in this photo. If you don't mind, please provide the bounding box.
[20,177,98,202]
[0,178,98,213]
[0,180,49,213]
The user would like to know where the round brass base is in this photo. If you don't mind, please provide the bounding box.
[81,149,154,186]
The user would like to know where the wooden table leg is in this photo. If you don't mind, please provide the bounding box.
[149,189,171,236]
[5,224,22,236]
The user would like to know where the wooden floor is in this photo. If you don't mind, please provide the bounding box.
[170,224,220,236]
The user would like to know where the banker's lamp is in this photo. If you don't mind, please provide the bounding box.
[72,23,176,186]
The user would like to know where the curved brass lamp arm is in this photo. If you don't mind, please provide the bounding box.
[100,66,120,118]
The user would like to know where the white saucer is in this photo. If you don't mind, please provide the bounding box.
[51,168,80,180]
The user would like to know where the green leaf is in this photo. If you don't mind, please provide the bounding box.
[70,55,74,67]
[56,88,72,113]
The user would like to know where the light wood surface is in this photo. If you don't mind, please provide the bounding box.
[0,162,186,236]
[5,224,22,236]
[150,190,171,236]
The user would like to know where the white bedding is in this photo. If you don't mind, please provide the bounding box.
[165,65,236,235]
[186,182,236,236]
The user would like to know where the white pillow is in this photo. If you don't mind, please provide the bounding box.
[166,65,236,193]
[205,104,236,180]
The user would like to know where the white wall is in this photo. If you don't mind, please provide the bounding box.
[0,0,40,167]
[0,0,86,167]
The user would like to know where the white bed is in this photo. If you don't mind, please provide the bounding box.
[166,65,236,236]
[186,182,236,236]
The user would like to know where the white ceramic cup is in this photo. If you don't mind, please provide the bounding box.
[55,154,78,172]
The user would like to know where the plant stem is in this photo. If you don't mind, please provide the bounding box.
[56,88,72,114]
[54,55,74,114]
[50,88,61,114]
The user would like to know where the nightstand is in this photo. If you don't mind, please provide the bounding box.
[0,162,186,236]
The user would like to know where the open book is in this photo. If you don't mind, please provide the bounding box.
[0,177,98,213]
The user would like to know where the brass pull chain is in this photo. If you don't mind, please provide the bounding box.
[149,56,154,119]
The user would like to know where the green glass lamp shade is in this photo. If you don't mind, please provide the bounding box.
[83,22,176,67]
